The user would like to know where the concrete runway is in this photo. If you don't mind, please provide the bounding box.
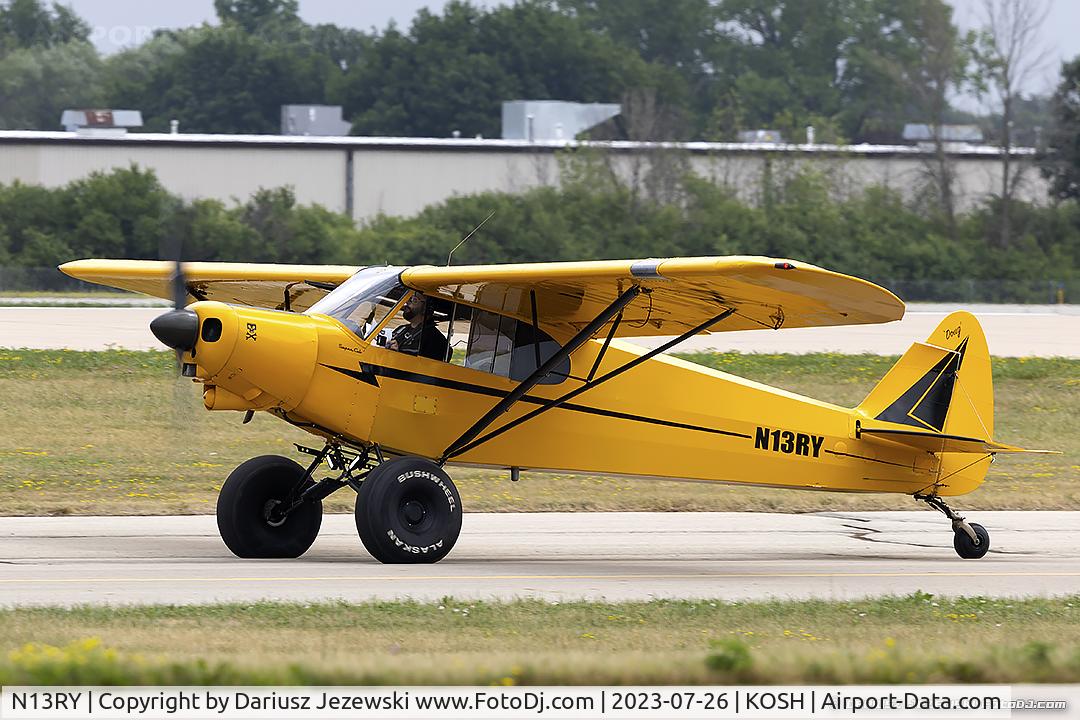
[1,512,1077,606]
[2,304,1077,356]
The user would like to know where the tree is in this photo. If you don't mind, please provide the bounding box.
[0,180,66,263]
[840,0,939,142]
[308,23,369,72]
[972,0,1050,247]
[333,1,653,138]
[0,0,99,129]
[708,0,964,144]
[668,0,978,145]
[104,24,339,133]
[0,40,102,129]
[713,0,850,138]
[63,165,175,259]
[101,0,360,134]
[555,0,716,68]
[868,0,969,230]
[0,0,89,53]
[212,0,299,34]
[1044,57,1080,202]
[552,0,719,134]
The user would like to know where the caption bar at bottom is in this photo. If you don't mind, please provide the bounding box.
[1,685,1074,719]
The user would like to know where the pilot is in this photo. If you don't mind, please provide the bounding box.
[388,293,449,361]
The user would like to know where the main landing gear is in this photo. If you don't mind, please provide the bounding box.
[915,493,990,559]
[215,443,462,564]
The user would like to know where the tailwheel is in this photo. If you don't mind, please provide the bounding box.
[217,455,323,558]
[355,456,462,564]
[915,493,990,559]
[954,522,990,559]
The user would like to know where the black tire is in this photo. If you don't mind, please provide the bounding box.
[216,455,322,558]
[355,457,462,564]
[953,522,990,559]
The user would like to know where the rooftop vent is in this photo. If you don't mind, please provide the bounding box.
[61,109,143,136]
[738,129,785,144]
[902,123,984,149]
[281,105,351,136]
[501,101,621,141]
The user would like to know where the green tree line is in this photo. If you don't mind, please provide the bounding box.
[1,163,1076,302]
[0,0,1051,144]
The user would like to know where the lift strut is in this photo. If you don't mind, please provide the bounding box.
[441,305,736,462]
[440,285,642,462]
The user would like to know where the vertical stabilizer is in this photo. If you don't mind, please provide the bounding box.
[857,311,994,495]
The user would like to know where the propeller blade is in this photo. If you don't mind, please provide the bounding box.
[157,232,192,370]
[170,255,187,311]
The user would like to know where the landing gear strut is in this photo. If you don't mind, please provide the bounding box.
[216,442,462,563]
[216,442,379,558]
[915,493,990,559]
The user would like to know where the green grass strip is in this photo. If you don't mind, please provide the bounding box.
[3,594,1079,685]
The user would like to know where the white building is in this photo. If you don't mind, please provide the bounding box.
[0,131,1047,223]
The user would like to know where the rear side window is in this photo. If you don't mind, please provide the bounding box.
[464,309,568,384]
[510,320,567,382]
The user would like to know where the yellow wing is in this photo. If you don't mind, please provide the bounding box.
[401,256,904,339]
[59,259,359,312]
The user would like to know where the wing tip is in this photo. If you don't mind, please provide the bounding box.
[58,259,96,280]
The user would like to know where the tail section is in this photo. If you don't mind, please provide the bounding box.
[859,311,993,439]
[857,311,996,495]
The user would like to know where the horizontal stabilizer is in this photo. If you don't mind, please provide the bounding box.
[860,427,1058,455]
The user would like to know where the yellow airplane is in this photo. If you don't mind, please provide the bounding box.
[60,256,1046,563]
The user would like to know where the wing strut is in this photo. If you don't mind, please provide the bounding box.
[440,285,642,462]
[441,305,736,463]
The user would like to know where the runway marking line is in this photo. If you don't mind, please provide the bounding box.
[2,571,1080,584]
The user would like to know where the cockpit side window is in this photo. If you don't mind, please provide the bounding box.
[305,267,406,339]
[375,292,451,362]
[309,272,569,383]
[342,283,407,339]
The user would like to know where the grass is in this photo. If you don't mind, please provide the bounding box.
[1,350,1076,516]
[2,594,1079,684]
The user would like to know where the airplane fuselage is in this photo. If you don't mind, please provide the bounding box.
[188,301,983,498]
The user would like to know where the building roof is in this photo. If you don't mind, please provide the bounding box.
[0,129,1033,158]
[902,124,985,143]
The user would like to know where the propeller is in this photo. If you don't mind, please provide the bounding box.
[149,236,199,367]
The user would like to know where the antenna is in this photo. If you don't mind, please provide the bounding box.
[447,210,495,266]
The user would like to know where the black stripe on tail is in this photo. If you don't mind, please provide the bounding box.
[874,337,968,432]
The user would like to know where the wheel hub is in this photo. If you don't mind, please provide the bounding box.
[264,499,287,527]
[401,499,426,526]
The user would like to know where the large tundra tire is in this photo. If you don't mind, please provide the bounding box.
[355,457,462,564]
[217,455,322,558]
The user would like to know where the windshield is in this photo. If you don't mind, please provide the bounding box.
[306,266,406,339]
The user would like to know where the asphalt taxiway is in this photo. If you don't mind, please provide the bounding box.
[1,304,1076,356]
[1,511,1077,606]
